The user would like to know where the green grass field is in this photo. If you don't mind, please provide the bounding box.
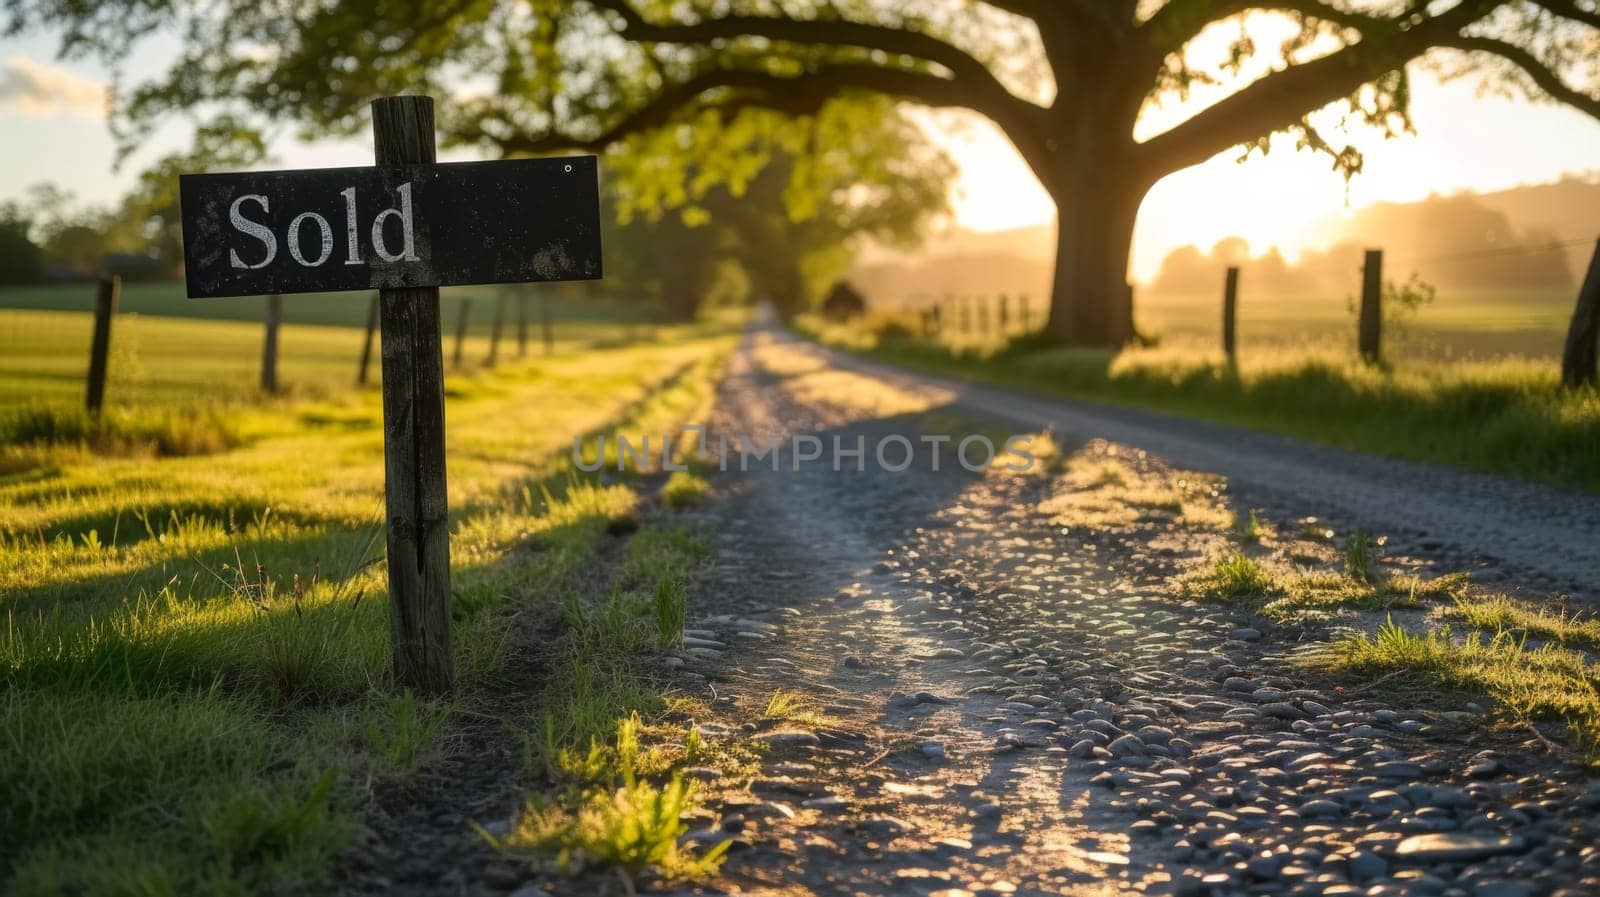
[0,280,659,330]
[1135,287,1578,360]
[0,304,742,895]
[803,315,1600,494]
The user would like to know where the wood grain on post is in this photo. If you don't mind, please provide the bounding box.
[1359,249,1383,364]
[1223,266,1239,362]
[488,290,506,367]
[358,293,379,385]
[452,298,471,370]
[372,95,453,695]
[1561,238,1600,389]
[260,294,282,393]
[85,275,119,413]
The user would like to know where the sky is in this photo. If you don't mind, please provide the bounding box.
[3,17,1599,283]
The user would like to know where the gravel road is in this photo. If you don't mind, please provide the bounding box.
[651,326,1600,897]
[801,332,1600,600]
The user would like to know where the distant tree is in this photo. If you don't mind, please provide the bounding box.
[15,0,1598,346]
[0,202,44,284]
[595,96,953,318]
[111,121,268,277]
[821,281,868,321]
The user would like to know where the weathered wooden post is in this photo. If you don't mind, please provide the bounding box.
[371,95,454,694]
[487,289,506,367]
[452,298,471,369]
[1359,249,1383,364]
[541,294,554,355]
[178,95,602,695]
[998,294,1009,334]
[358,293,379,385]
[1561,238,1600,389]
[85,275,119,413]
[1223,266,1239,362]
[261,293,282,392]
[516,291,529,357]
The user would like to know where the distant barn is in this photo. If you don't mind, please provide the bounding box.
[821,281,867,321]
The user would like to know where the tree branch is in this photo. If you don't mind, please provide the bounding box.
[463,64,991,156]
[587,0,1038,111]
[1139,0,1397,59]
[1132,0,1495,181]
[1443,34,1600,119]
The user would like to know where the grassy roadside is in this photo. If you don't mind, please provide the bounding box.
[1181,532,1600,764]
[0,324,740,895]
[797,317,1600,494]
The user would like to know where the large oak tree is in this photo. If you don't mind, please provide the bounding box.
[13,0,1599,344]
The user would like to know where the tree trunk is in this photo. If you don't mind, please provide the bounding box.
[1043,175,1142,348]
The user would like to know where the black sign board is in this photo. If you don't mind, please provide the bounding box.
[180,156,602,298]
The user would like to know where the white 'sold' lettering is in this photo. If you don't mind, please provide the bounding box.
[227,182,419,270]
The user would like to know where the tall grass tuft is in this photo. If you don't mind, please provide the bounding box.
[0,404,244,456]
[492,715,730,892]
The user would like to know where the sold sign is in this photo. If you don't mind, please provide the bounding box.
[179,97,603,694]
[180,157,602,297]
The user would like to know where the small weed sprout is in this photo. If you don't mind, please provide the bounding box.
[1232,508,1266,543]
[1343,531,1382,585]
[654,578,686,649]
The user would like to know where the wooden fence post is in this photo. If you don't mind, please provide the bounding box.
[998,294,1009,334]
[1563,238,1600,389]
[372,95,453,695]
[978,296,990,335]
[487,290,506,367]
[358,293,379,385]
[1359,249,1383,364]
[541,294,554,355]
[1223,266,1239,362]
[85,275,119,413]
[1020,294,1030,332]
[452,298,471,369]
[260,293,282,393]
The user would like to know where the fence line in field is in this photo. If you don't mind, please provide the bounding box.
[892,235,1600,388]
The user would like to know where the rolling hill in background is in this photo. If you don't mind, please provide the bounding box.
[849,175,1600,307]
